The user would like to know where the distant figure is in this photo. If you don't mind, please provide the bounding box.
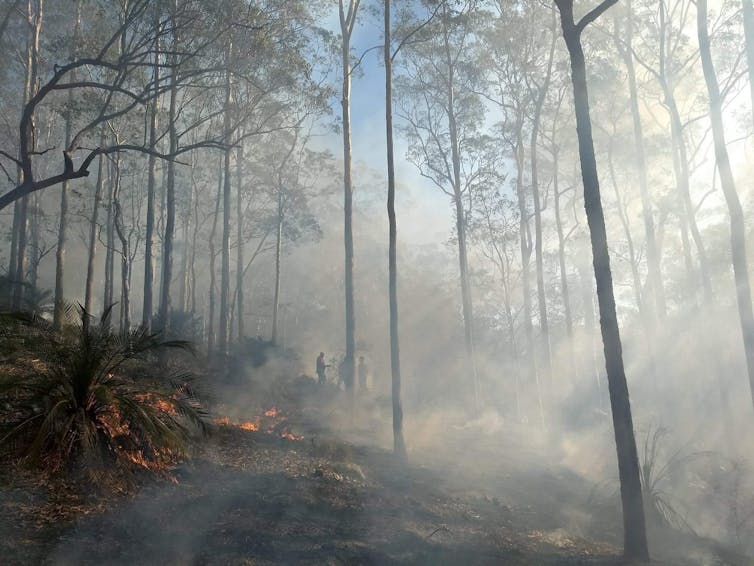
[316,352,329,385]
[358,356,368,392]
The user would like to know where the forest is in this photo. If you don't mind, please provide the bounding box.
[1,0,754,563]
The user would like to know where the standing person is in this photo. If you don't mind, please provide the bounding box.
[316,352,329,385]
[358,356,368,392]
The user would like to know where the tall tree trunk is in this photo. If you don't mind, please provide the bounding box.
[84,143,105,315]
[143,11,160,330]
[28,194,39,290]
[742,0,754,125]
[103,159,115,319]
[218,42,232,356]
[656,2,711,304]
[515,133,542,425]
[385,0,406,460]
[442,8,478,408]
[13,0,42,309]
[208,160,222,353]
[179,155,194,314]
[552,149,573,340]
[606,138,643,312]
[9,200,19,281]
[158,0,178,334]
[555,1,649,560]
[271,190,283,345]
[236,142,245,342]
[697,0,754,412]
[339,0,359,394]
[53,0,79,331]
[614,1,664,321]
[112,151,130,332]
[530,23,555,387]
[190,173,200,315]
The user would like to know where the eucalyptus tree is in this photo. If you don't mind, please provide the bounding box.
[555,0,649,560]
[480,1,541,419]
[611,0,664,322]
[338,0,361,394]
[697,0,754,413]
[396,0,493,409]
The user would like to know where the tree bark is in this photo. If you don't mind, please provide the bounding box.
[742,0,754,126]
[103,158,115,320]
[208,160,222,353]
[385,0,406,460]
[614,2,664,321]
[515,131,542,425]
[142,9,160,330]
[697,0,754,413]
[271,189,283,345]
[441,6,478,409]
[158,0,178,334]
[555,1,649,560]
[84,131,105,315]
[530,22,555,387]
[53,0,78,331]
[218,42,233,356]
[236,142,245,342]
[112,151,130,332]
[339,0,359,394]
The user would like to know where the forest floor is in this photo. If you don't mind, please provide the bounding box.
[0,372,750,565]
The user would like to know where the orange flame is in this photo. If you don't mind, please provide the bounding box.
[214,407,301,440]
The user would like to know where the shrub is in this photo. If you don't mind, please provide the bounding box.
[0,305,207,479]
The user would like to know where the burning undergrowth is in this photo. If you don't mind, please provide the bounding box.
[213,406,303,442]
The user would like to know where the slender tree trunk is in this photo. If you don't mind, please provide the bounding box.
[606,138,643,312]
[742,0,754,125]
[339,0,359,394]
[103,159,115,319]
[385,0,406,459]
[271,190,283,345]
[531,15,556,387]
[13,0,41,309]
[208,161,222,353]
[158,0,178,333]
[614,2,664,321]
[84,132,105,314]
[28,194,39,290]
[178,203,190,312]
[143,13,160,330]
[515,133,541,424]
[556,1,649,560]
[112,152,130,332]
[442,10,478,409]
[698,0,754,413]
[218,43,232,356]
[236,142,245,342]
[53,0,79,331]
[190,175,199,315]
[552,149,572,340]
[9,200,19,280]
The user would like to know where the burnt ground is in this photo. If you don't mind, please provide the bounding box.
[0,375,750,566]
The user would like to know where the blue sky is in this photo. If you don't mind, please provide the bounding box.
[315,4,454,248]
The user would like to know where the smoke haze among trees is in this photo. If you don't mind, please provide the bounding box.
[2,0,754,563]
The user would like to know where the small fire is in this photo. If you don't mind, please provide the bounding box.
[135,393,177,415]
[214,406,301,440]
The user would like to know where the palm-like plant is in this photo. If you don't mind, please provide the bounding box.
[640,425,711,533]
[0,305,207,476]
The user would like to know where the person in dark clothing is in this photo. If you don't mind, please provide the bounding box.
[316,352,329,385]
